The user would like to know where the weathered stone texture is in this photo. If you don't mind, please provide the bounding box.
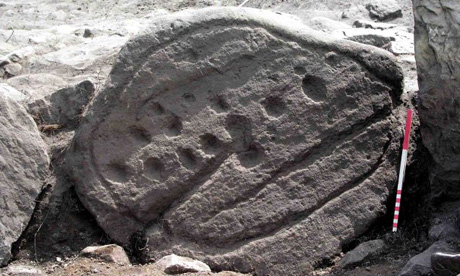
[366,1,403,22]
[66,7,403,275]
[338,239,386,268]
[27,80,95,128]
[413,0,460,198]
[0,94,49,266]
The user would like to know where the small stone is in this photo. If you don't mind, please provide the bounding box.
[3,63,22,78]
[352,20,396,30]
[80,244,130,265]
[7,46,36,62]
[366,1,402,22]
[5,264,45,276]
[388,40,414,55]
[338,239,385,268]
[347,34,394,48]
[155,254,211,274]
[0,57,8,67]
[27,80,95,128]
[83,29,93,38]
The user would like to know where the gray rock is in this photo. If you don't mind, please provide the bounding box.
[3,63,22,78]
[80,244,130,265]
[399,241,454,276]
[3,264,45,276]
[353,20,397,30]
[347,33,395,48]
[0,83,28,102]
[83,29,93,38]
[388,36,414,56]
[413,0,460,198]
[0,93,49,266]
[0,47,35,79]
[155,254,211,274]
[341,5,369,20]
[431,252,460,276]
[338,239,385,268]
[27,80,94,128]
[429,203,460,243]
[66,7,404,275]
[366,1,403,22]
[0,56,9,67]
[6,73,68,102]
[5,47,35,63]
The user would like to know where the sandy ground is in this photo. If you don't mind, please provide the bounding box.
[2,257,249,276]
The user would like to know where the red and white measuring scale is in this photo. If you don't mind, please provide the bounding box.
[392,109,413,232]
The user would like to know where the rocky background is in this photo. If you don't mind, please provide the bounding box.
[0,0,458,275]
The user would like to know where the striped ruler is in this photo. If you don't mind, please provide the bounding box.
[392,109,413,232]
[238,0,250,7]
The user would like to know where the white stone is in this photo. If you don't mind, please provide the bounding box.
[0,83,28,102]
[156,254,211,274]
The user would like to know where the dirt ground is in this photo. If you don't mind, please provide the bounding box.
[3,237,425,276]
[3,258,249,276]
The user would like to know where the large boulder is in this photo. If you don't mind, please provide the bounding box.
[0,94,49,266]
[413,0,460,198]
[66,7,404,275]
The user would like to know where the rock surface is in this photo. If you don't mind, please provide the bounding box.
[0,94,49,266]
[3,264,45,276]
[66,7,404,275]
[156,254,211,274]
[399,241,454,276]
[6,74,69,103]
[431,252,460,276]
[413,0,460,199]
[366,0,403,22]
[346,32,395,48]
[0,83,28,102]
[27,80,95,128]
[80,244,130,265]
[339,239,386,268]
[428,201,460,243]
